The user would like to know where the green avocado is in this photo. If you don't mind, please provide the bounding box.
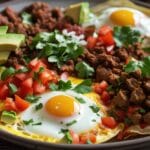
[0,33,25,51]
[1,111,16,124]
[0,51,10,64]
[0,26,8,34]
[65,2,90,24]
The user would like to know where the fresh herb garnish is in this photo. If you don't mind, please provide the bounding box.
[21,12,33,25]
[114,26,142,47]
[92,119,96,122]
[1,67,15,80]
[75,62,94,78]
[25,95,41,103]
[23,119,34,125]
[75,97,86,104]
[86,140,93,144]
[49,80,72,91]
[124,56,150,77]
[31,30,84,68]
[73,79,92,94]
[23,119,42,126]
[66,120,77,126]
[35,103,43,111]
[89,105,100,113]
[139,108,146,114]
[16,67,29,74]
[143,47,150,52]
[124,117,132,125]
[8,83,18,94]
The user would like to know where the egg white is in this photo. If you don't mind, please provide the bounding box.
[20,90,103,139]
[83,7,150,36]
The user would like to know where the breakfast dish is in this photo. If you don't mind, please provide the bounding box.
[0,0,149,145]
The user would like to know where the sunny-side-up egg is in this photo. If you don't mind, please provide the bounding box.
[83,7,150,37]
[9,77,121,144]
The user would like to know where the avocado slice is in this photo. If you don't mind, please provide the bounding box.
[0,34,25,51]
[65,2,90,24]
[0,26,8,34]
[0,51,10,64]
[1,111,16,124]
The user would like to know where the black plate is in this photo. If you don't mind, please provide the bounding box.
[0,0,150,149]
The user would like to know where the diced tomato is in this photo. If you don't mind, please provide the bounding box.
[140,123,148,129]
[0,84,9,99]
[28,58,38,69]
[33,60,47,72]
[15,64,24,70]
[98,32,114,46]
[21,78,33,88]
[101,117,117,129]
[15,73,27,81]
[98,25,112,36]
[4,98,18,112]
[87,36,97,49]
[116,110,126,122]
[18,87,33,98]
[99,80,108,91]
[14,95,30,112]
[79,133,96,144]
[33,81,46,94]
[117,131,124,140]
[39,69,53,85]
[70,130,79,144]
[101,91,110,105]
[93,83,102,94]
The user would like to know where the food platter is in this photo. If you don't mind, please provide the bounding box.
[0,0,149,149]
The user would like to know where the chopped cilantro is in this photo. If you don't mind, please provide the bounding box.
[139,108,146,114]
[31,30,84,68]
[49,83,59,91]
[75,61,94,78]
[75,97,86,104]
[16,67,29,73]
[35,103,43,111]
[124,56,150,77]
[21,12,33,25]
[8,83,18,94]
[66,120,77,126]
[114,26,142,47]
[32,122,42,126]
[23,119,34,125]
[25,95,41,103]
[73,79,92,94]
[86,140,93,144]
[89,105,100,113]
[1,67,15,80]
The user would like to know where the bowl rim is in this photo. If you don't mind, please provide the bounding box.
[0,129,150,149]
[0,0,150,149]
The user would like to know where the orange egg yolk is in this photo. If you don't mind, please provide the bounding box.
[45,95,79,117]
[110,10,135,26]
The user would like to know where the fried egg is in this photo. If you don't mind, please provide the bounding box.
[0,77,123,143]
[83,7,150,36]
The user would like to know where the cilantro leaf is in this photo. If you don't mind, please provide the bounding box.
[114,26,142,47]
[75,97,86,104]
[124,56,150,77]
[89,105,100,113]
[75,62,94,78]
[25,95,41,103]
[23,119,34,125]
[21,12,33,25]
[73,79,92,94]
[66,120,77,126]
[8,83,18,94]
[35,103,43,111]
[49,80,72,91]
[31,30,84,68]
[1,67,15,80]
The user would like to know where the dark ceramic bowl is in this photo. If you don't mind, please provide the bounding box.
[0,0,150,149]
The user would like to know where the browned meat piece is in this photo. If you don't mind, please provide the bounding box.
[84,49,98,66]
[130,88,146,104]
[60,60,74,73]
[0,14,9,25]
[143,80,150,92]
[108,73,119,84]
[98,53,119,67]
[4,7,20,22]
[112,68,121,75]
[131,70,142,79]
[120,72,128,81]
[145,99,150,108]
[113,90,128,107]
[143,112,150,124]
[129,112,142,125]
[126,78,140,90]
[116,48,128,61]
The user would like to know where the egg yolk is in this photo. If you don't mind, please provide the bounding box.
[110,10,135,26]
[45,95,79,117]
